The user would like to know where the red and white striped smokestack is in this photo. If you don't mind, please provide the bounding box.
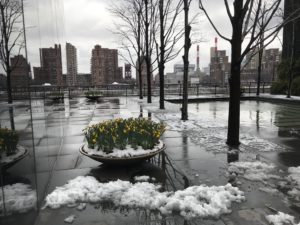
[196,45,200,70]
[215,37,218,53]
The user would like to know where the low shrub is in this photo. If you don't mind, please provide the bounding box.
[0,127,19,156]
[292,76,300,96]
[83,118,165,153]
[270,81,288,95]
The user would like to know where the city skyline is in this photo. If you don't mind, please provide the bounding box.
[24,0,283,77]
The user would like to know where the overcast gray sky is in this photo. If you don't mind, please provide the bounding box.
[24,0,281,77]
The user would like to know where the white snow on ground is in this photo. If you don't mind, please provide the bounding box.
[266,212,300,225]
[286,166,300,200]
[155,112,283,153]
[84,141,163,158]
[64,215,76,223]
[259,187,279,195]
[0,145,26,164]
[228,161,280,182]
[44,176,245,219]
[134,176,150,182]
[76,203,86,211]
[0,183,36,215]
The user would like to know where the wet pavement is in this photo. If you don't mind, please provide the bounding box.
[1,96,300,225]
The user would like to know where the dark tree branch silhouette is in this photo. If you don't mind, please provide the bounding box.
[154,0,184,109]
[198,0,300,147]
[109,0,145,99]
[0,0,24,103]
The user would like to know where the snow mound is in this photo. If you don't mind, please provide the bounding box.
[286,166,300,200]
[44,176,245,219]
[64,215,76,223]
[228,161,280,182]
[134,176,151,182]
[0,183,36,215]
[266,212,300,225]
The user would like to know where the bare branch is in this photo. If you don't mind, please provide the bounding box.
[198,0,231,42]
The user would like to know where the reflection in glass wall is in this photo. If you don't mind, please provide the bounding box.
[0,0,65,224]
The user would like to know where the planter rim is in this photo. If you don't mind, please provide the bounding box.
[79,142,165,165]
[0,145,28,169]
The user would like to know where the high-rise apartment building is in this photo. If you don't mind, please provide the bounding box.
[10,55,31,87]
[125,64,132,79]
[210,49,230,84]
[90,45,121,85]
[34,44,63,86]
[262,48,281,81]
[241,48,281,82]
[244,48,260,70]
[66,42,78,86]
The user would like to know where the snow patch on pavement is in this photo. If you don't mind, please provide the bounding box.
[155,112,283,153]
[0,183,36,215]
[266,212,300,225]
[286,166,300,201]
[44,176,245,219]
[228,161,280,182]
[64,215,76,223]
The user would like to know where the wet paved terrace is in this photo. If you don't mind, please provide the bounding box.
[1,96,300,225]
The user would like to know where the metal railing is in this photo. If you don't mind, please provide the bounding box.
[0,82,273,100]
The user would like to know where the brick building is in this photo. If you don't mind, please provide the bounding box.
[90,45,121,85]
[241,48,281,82]
[34,44,63,86]
[210,48,231,84]
[66,43,78,86]
[125,64,132,79]
[10,55,31,87]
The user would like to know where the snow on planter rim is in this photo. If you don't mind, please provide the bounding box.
[0,145,26,164]
[43,176,245,219]
[83,140,164,158]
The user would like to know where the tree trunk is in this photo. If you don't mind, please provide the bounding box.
[145,0,152,103]
[6,69,12,103]
[256,48,263,96]
[227,59,241,146]
[138,8,143,100]
[181,0,190,121]
[226,0,243,147]
[0,4,12,104]
[159,0,165,109]
[287,21,295,98]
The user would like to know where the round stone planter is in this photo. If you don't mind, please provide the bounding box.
[79,142,166,166]
[0,146,28,170]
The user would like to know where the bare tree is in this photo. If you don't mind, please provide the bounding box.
[110,0,158,101]
[199,0,300,147]
[109,0,145,99]
[143,0,159,103]
[0,0,24,103]
[181,0,192,121]
[154,0,184,109]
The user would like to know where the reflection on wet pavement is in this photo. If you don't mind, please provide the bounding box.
[1,97,300,224]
